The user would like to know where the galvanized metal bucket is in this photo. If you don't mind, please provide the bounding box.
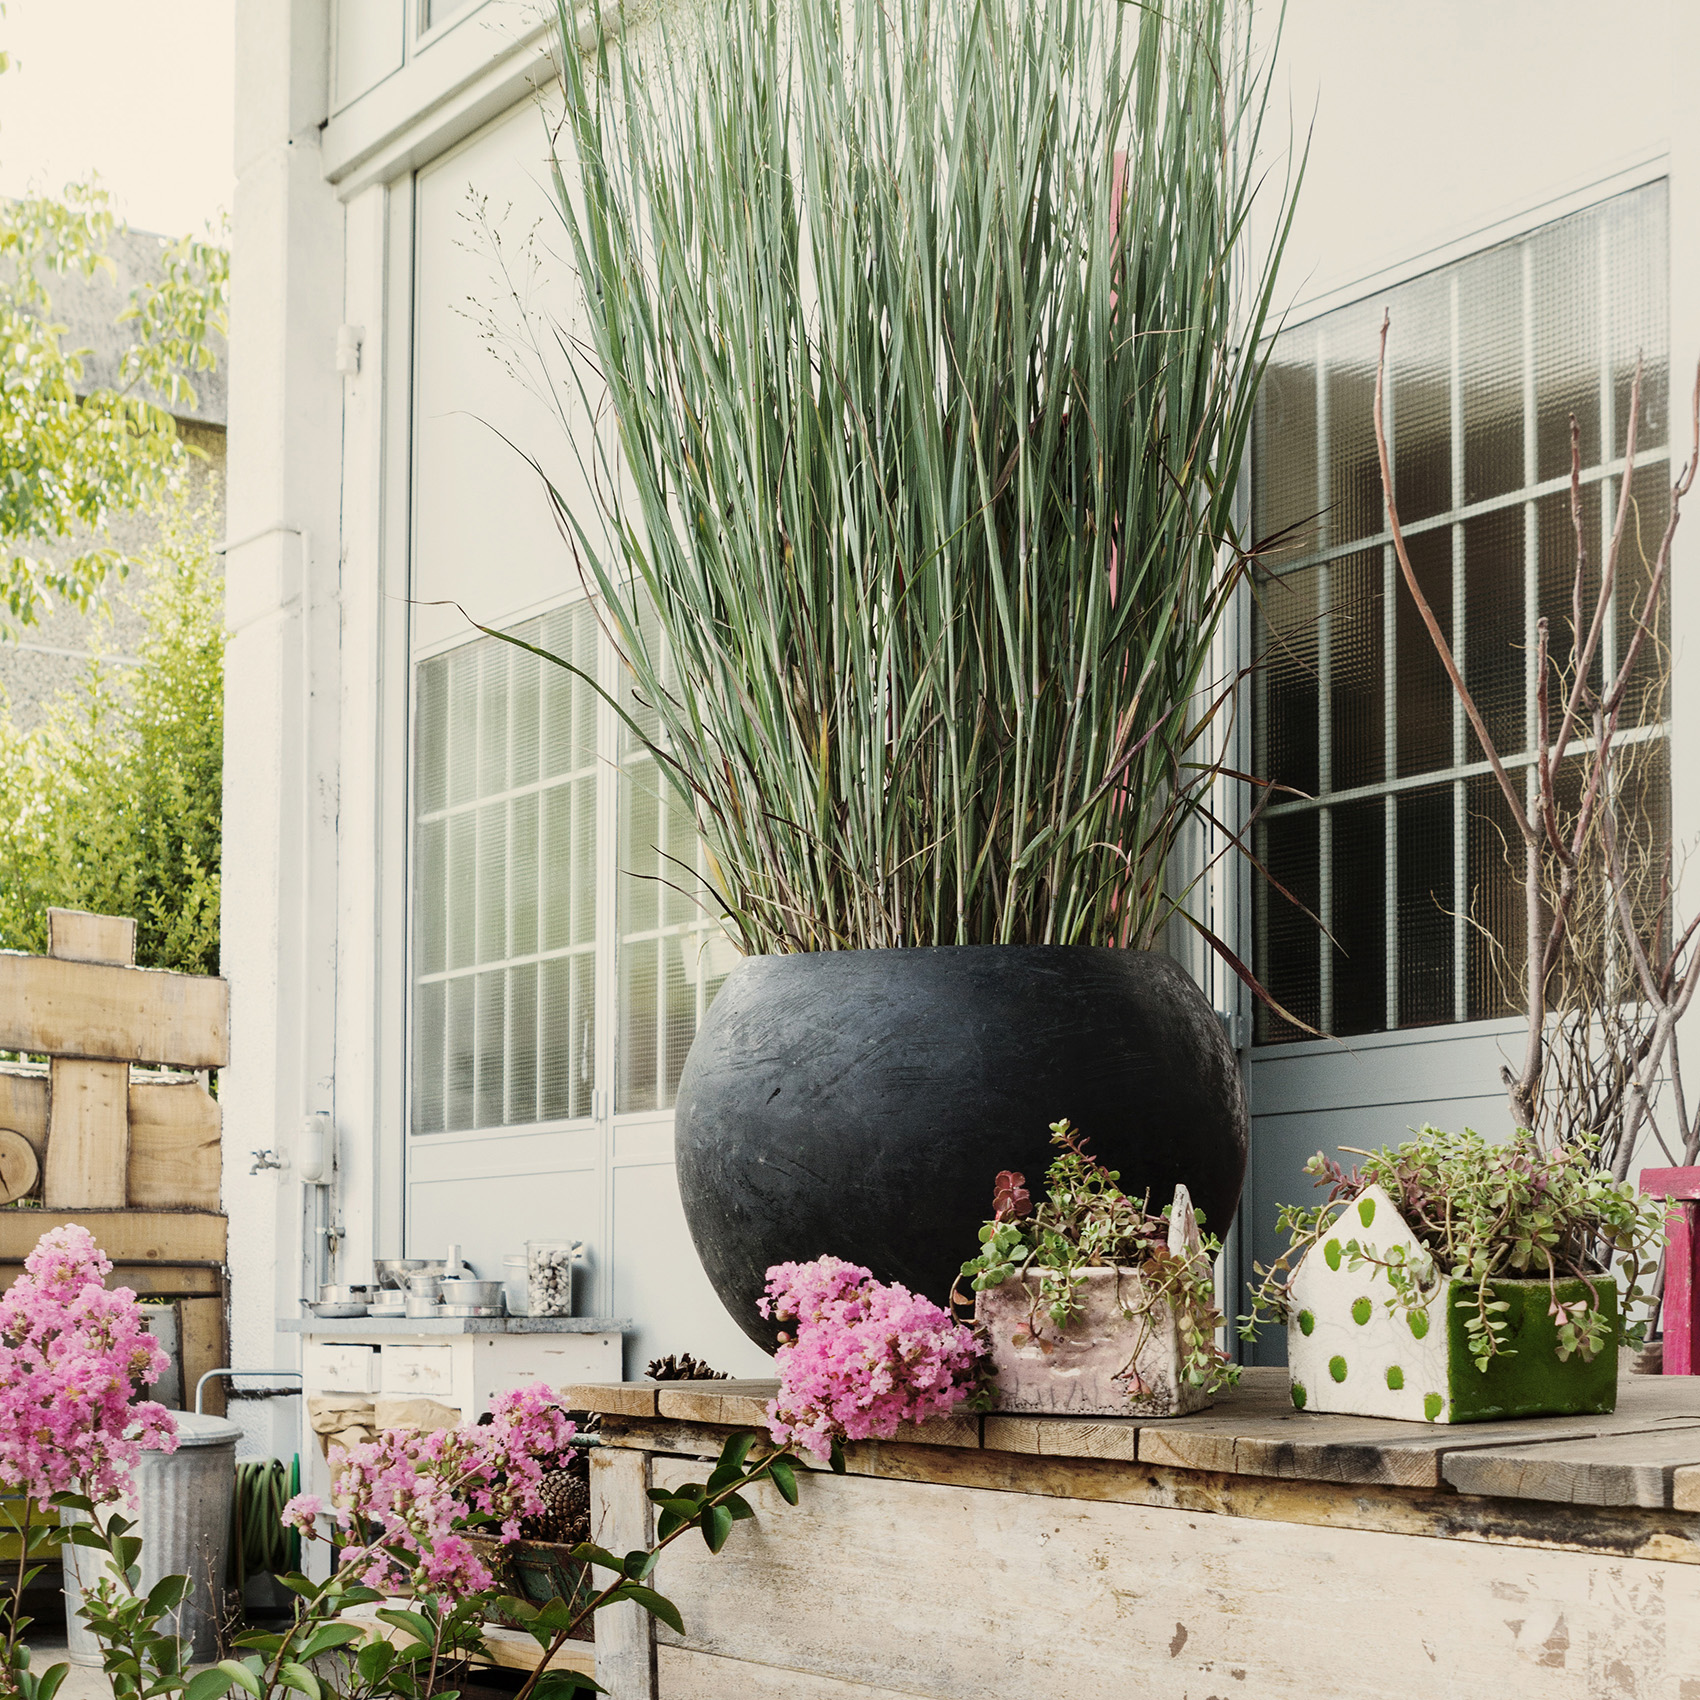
[62,1412,240,1665]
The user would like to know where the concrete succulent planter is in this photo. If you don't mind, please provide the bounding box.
[1286,1184,1620,1424]
[976,1188,1215,1418]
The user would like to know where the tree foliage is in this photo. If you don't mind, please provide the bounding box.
[0,495,223,973]
[0,179,228,626]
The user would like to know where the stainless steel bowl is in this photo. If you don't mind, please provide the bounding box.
[318,1284,370,1306]
[306,1300,368,1319]
[374,1259,446,1289]
[404,1292,442,1318]
[440,1278,504,1308]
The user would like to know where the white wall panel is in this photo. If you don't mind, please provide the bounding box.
[612,1162,775,1380]
[332,0,406,114]
[410,96,597,653]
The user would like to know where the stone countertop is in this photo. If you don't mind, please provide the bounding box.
[561,1365,1700,1512]
[279,1314,629,1336]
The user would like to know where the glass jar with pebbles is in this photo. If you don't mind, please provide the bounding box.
[526,1240,582,1316]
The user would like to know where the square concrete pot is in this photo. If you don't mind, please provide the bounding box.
[1285,1183,1620,1424]
[976,1186,1215,1418]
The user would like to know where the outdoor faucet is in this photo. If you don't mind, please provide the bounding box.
[249,1148,285,1175]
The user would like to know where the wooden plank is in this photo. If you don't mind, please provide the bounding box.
[127,1081,221,1210]
[0,1263,222,1298]
[0,1131,38,1204]
[1675,1466,1700,1513]
[1132,1365,1700,1489]
[179,1294,227,1417]
[0,1210,226,1264]
[0,1069,47,1152]
[590,1443,655,1698]
[48,909,136,966]
[655,1380,778,1427]
[564,1382,659,1418]
[1442,1424,1700,1508]
[646,1458,1700,1700]
[0,953,229,1068]
[605,1414,1700,1565]
[341,1604,596,1679]
[658,1646,919,1699]
[44,1057,130,1208]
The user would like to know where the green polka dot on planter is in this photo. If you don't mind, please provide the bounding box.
[1351,1296,1372,1325]
[1324,1239,1343,1271]
[1423,1392,1444,1421]
[1357,1197,1376,1227]
[1385,1366,1404,1391]
[1298,1309,1315,1336]
[1328,1355,1348,1383]
[1291,1382,1307,1410]
[1409,1310,1429,1339]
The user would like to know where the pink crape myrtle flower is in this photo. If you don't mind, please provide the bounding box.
[760,1257,982,1462]
[0,1225,176,1504]
[283,1382,578,1599]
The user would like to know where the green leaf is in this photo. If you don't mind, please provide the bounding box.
[766,1456,799,1504]
[144,1574,190,1617]
[296,1621,369,1660]
[570,1543,628,1573]
[183,1670,237,1700]
[278,1662,321,1700]
[716,1432,756,1475]
[356,1640,396,1683]
[701,1504,734,1553]
[829,1439,847,1476]
[215,1660,263,1699]
[612,1584,684,1635]
[622,1549,657,1580]
[375,1608,436,1648]
[722,1492,755,1521]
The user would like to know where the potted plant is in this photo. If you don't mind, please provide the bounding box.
[1240,1127,1666,1423]
[960,1121,1236,1416]
[509,0,1295,1344]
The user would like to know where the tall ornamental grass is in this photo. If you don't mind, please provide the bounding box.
[527,0,1294,954]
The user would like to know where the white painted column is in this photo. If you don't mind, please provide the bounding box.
[224,0,344,1462]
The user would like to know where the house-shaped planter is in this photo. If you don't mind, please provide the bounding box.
[1285,1184,1619,1424]
[977,1186,1214,1418]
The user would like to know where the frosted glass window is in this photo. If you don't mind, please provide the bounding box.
[1252,182,1669,1043]
[616,630,737,1114]
[412,603,599,1133]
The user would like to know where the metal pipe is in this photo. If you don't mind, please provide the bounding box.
[195,1367,304,1415]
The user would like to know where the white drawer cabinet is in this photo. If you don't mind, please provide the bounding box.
[379,1344,456,1399]
[303,1341,377,1394]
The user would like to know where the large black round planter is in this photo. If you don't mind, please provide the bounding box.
[673,945,1247,1350]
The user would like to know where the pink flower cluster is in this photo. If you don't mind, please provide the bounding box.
[760,1256,982,1461]
[0,1226,175,1504]
[283,1382,578,1599]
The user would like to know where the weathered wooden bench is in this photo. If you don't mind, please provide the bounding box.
[565,1367,1700,1699]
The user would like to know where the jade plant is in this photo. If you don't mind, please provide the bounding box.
[959,1121,1238,1393]
[1241,1126,1667,1371]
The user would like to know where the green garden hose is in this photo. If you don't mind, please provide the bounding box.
[228,1457,301,1587]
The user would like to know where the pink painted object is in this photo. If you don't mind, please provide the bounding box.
[1641,1166,1700,1375]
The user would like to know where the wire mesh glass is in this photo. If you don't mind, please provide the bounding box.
[412,603,600,1134]
[1250,180,1670,1042]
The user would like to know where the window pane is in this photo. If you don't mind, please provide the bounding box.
[615,617,735,1111]
[1330,550,1384,791]
[413,600,599,1134]
[1396,784,1454,1028]
[1330,798,1386,1037]
[1251,181,1669,1042]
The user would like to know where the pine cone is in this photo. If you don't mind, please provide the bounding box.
[646,1351,731,1381]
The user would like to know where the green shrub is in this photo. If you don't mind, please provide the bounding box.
[0,496,222,975]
